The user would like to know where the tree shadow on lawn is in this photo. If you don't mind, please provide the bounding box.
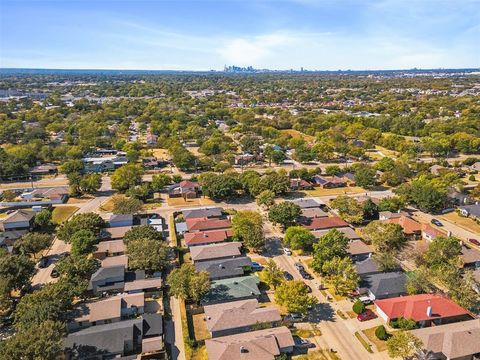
[307,302,336,323]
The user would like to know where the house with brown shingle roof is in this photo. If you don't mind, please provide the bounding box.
[302,216,349,230]
[186,218,231,233]
[184,229,233,247]
[168,180,200,198]
[411,319,480,360]
[385,215,422,239]
[190,242,242,263]
[422,224,446,242]
[204,299,281,337]
[0,210,35,231]
[93,240,125,259]
[205,326,294,360]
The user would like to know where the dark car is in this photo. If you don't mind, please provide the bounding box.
[300,270,312,280]
[293,336,315,349]
[38,257,48,268]
[251,262,264,271]
[431,218,443,227]
[283,271,294,281]
[469,238,480,246]
[50,269,60,278]
[357,309,378,322]
[294,262,305,271]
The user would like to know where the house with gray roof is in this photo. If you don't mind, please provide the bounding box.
[202,276,261,305]
[358,271,407,300]
[182,207,223,219]
[291,198,324,209]
[355,257,381,276]
[459,204,480,220]
[0,210,35,231]
[190,242,242,263]
[195,256,252,280]
[88,265,125,295]
[109,214,134,228]
[204,299,281,337]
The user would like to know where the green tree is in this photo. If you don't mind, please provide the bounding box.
[199,172,240,200]
[126,183,152,201]
[124,225,162,243]
[322,257,359,296]
[363,221,406,254]
[151,173,172,191]
[386,331,422,359]
[268,202,301,230]
[60,159,84,175]
[232,210,265,251]
[311,229,349,273]
[112,196,143,214]
[1,190,16,202]
[34,209,52,228]
[375,325,388,341]
[55,255,99,280]
[111,164,144,192]
[352,299,366,314]
[0,253,35,295]
[353,164,377,189]
[13,233,51,258]
[406,268,435,295]
[126,238,169,272]
[284,226,315,251]
[424,236,462,271]
[330,196,364,224]
[275,280,316,315]
[57,212,104,242]
[362,198,379,220]
[79,173,102,194]
[262,260,284,289]
[167,263,211,303]
[0,320,65,360]
[256,189,275,209]
[70,229,98,256]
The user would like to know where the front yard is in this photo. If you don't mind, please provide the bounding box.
[440,212,480,234]
[52,206,79,224]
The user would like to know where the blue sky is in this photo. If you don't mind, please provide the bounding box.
[1,0,479,70]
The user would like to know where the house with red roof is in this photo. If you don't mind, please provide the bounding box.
[302,216,349,231]
[184,229,233,247]
[375,294,472,328]
[385,215,422,239]
[289,178,313,191]
[421,224,447,242]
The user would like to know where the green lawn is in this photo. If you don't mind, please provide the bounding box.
[52,206,79,224]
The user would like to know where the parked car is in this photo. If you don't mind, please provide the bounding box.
[251,262,264,271]
[300,270,312,280]
[284,313,304,322]
[50,268,60,278]
[431,218,443,227]
[357,309,377,322]
[283,247,292,256]
[359,296,373,305]
[304,283,312,293]
[293,336,315,349]
[38,257,48,268]
[283,271,294,281]
[294,262,305,271]
[469,238,480,246]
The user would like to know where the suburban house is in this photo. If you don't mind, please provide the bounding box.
[168,180,200,198]
[289,178,313,190]
[385,215,422,239]
[297,207,328,222]
[234,153,256,166]
[378,211,408,221]
[184,229,233,247]
[312,226,361,241]
[205,326,294,360]
[93,240,126,259]
[422,224,446,242]
[302,216,349,231]
[109,214,134,228]
[202,275,261,305]
[411,319,480,360]
[68,292,145,331]
[185,218,231,233]
[459,204,480,220]
[146,134,158,146]
[190,242,242,263]
[183,207,223,220]
[0,229,27,251]
[88,265,125,295]
[347,240,374,261]
[0,210,35,231]
[203,299,281,337]
[100,226,133,240]
[312,175,346,188]
[358,271,407,300]
[340,172,356,186]
[101,255,129,269]
[291,198,325,209]
[355,257,382,276]
[462,246,480,269]
[375,294,472,327]
[20,187,68,202]
[195,256,253,280]
[29,163,58,176]
[64,314,165,359]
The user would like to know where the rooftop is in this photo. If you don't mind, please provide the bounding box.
[375,294,470,322]
[186,218,232,232]
[195,256,252,279]
[302,216,349,230]
[202,275,261,305]
[360,271,407,299]
[183,207,223,219]
[190,241,242,262]
[291,198,324,209]
[184,229,233,246]
[312,226,361,241]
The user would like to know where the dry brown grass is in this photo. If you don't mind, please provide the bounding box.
[99,195,126,212]
[52,206,79,224]
[167,197,216,207]
[281,129,316,142]
[192,313,210,342]
[440,212,480,234]
[362,327,388,352]
[152,148,171,160]
[303,186,365,197]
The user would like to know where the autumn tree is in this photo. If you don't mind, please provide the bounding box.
[167,264,210,303]
[232,210,265,251]
[275,280,316,315]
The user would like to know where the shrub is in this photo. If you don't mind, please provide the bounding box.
[375,325,388,340]
[352,299,366,314]
[391,317,417,330]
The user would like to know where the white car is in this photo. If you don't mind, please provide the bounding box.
[283,247,292,255]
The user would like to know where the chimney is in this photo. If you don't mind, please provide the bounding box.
[426,306,432,317]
